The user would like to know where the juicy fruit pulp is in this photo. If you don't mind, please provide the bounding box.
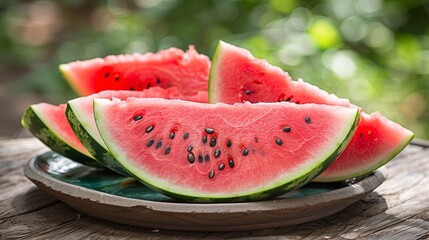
[319,112,413,181]
[209,42,350,107]
[60,46,210,96]
[22,103,102,167]
[94,98,359,202]
[209,41,414,182]
[67,87,208,176]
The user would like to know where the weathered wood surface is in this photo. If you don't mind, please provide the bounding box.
[0,137,428,239]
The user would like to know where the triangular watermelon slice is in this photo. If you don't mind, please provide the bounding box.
[66,87,208,176]
[209,41,414,182]
[59,46,210,96]
[21,103,103,168]
[94,97,360,202]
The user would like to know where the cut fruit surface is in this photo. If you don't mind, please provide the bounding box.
[94,98,359,202]
[60,46,210,96]
[209,41,350,107]
[22,103,102,167]
[67,87,208,176]
[209,41,414,182]
[317,112,413,181]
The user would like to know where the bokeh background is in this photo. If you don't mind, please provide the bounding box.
[1,0,428,139]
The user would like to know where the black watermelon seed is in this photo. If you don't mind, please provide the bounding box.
[208,170,215,179]
[198,154,203,163]
[145,125,154,133]
[146,139,154,147]
[305,116,312,124]
[226,139,232,148]
[283,126,291,132]
[218,163,225,170]
[169,131,175,139]
[214,148,221,158]
[204,154,210,162]
[254,137,258,142]
[156,78,161,85]
[130,87,134,91]
[183,132,189,139]
[156,141,162,149]
[187,145,193,152]
[133,115,143,121]
[275,138,283,146]
[242,148,249,156]
[104,72,110,78]
[202,135,208,144]
[187,153,195,163]
[228,159,235,168]
[244,90,251,95]
[164,147,171,155]
[115,75,120,81]
[205,128,215,134]
[147,83,151,89]
[210,138,217,147]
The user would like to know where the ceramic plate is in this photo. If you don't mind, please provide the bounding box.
[24,151,386,231]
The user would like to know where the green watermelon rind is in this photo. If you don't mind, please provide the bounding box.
[207,41,223,104]
[94,99,361,202]
[314,133,414,182]
[65,103,130,176]
[21,106,103,168]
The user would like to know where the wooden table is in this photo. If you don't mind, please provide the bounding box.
[1,137,428,239]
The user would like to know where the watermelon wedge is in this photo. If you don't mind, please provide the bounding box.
[60,46,210,96]
[94,97,360,202]
[66,87,208,176]
[209,41,414,182]
[21,103,103,168]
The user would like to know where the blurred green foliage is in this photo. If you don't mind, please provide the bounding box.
[1,0,428,138]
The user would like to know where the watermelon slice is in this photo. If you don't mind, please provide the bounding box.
[59,46,210,96]
[209,41,414,182]
[66,87,208,176]
[94,97,360,202]
[21,103,103,168]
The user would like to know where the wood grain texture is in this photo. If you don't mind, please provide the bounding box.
[0,138,428,239]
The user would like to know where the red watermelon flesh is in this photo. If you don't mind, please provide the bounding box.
[319,112,412,181]
[68,87,207,152]
[67,88,178,151]
[34,104,87,154]
[21,103,102,167]
[209,42,350,107]
[60,46,210,96]
[209,41,414,182]
[66,87,207,175]
[163,87,208,103]
[94,98,359,202]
